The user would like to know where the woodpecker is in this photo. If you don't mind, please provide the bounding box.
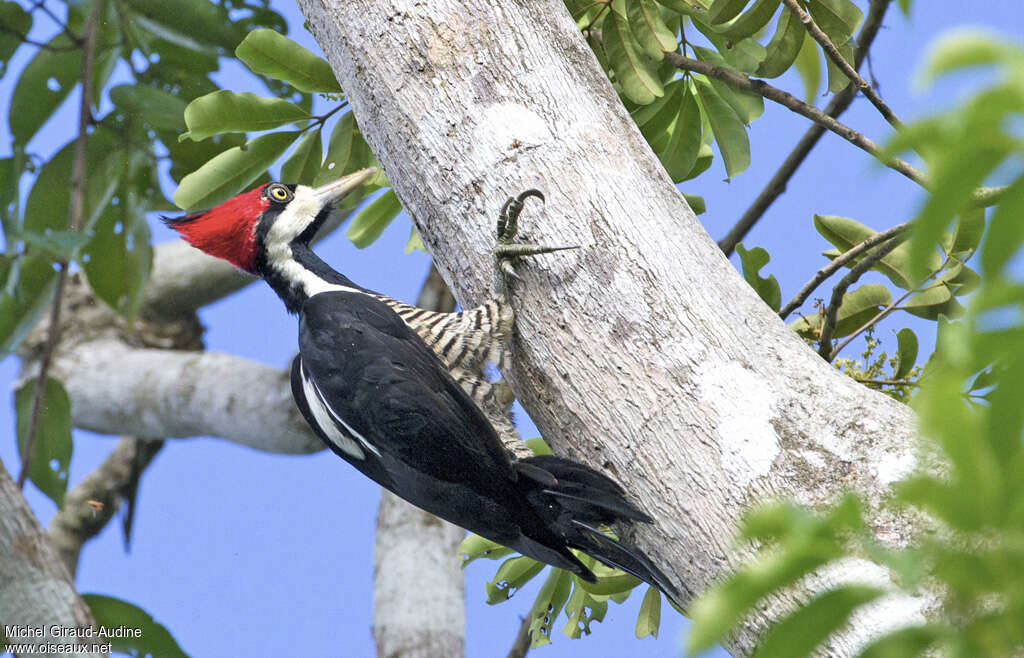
[165,168,680,605]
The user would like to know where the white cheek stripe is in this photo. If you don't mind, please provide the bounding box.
[301,364,381,459]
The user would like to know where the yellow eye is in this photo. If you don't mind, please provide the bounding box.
[268,184,291,202]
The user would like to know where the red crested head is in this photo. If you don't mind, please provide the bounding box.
[164,185,270,272]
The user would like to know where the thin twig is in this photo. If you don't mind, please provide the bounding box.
[854,378,920,387]
[665,53,927,188]
[816,235,905,361]
[16,1,102,490]
[780,0,903,129]
[828,276,944,361]
[779,220,910,320]
[0,24,80,51]
[717,0,891,255]
[29,0,83,46]
[507,614,532,658]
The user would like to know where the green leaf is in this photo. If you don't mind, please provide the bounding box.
[982,175,1024,280]
[15,376,72,507]
[813,215,919,290]
[173,131,300,210]
[83,204,153,315]
[684,193,706,215]
[752,586,883,658]
[280,128,323,186]
[708,0,752,25]
[181,91,311,142]
[919,30,1023,84]
[951,207,985,257]
[627,0,677,60]
[109,84,188,132]
[574,571,641,596]
[757,9,802,77]
[897,0,912,16]
[525,437,555,456]
[715,0,780,41]
[124,0,239,51]
[790,284,892,339]
[562,585,608,639]
[0,256,58,356]
[0,2,32,76]
[634,587,662,639]
[806,0,862,46]
[894,328,919,379]
[825,41,855,93]
[859,625,944,658]
[236,29,342,93]
[486,556,545,604]
[658,84,703,183]
[693,47,764,123]
[604,7,664,105]
[404,226,426,254]
[83,594,189,658]
[793,32,821,103]
[20,230,91,262]
[693,77,750,178]
[9,34,80,145]
[457,534,514,567]
[688,538,841,652]
[735,244,781,311]
[633,80,683,144]
[347,190,402,248]
[528,569,573,648]
[315,112,357,186]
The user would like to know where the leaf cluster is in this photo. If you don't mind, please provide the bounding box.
[570,0,864,201]
[687,33,1024,657]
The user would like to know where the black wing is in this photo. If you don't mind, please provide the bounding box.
[296,290,516,493]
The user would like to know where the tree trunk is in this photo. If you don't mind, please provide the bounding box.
[296,0,935,654]
[0,460,105,658]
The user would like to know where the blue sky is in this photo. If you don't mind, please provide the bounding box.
[2,1,1023,657]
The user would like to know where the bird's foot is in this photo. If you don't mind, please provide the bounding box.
[494,189,576,281]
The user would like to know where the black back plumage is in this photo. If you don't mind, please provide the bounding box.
[291,290,680,605]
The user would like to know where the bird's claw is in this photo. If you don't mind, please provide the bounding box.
[494,189,576,282]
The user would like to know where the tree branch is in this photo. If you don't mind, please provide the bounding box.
[47,437,163,576]
[48,338,321,454]
[816,235,906,360]
[717,0,891,255]
[17,1,101,490]
[665,53,927,188]
[1,459,104,657]
[779,220,910,320]
[781,0,903,129]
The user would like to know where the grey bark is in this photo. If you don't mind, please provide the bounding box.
[372,266,466,658]
[295,0,936,655]
[0,460,105,658]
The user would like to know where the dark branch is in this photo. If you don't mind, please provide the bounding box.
[779,220,910,320]
[17,1,102,489]
[717,0,891,255]
[780,0,903,129]
[47,437,163,576]
[665,53,926,189]
[816,235,905,360]
[506,614,532,658]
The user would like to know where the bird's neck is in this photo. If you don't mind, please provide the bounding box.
[259,241,366,314]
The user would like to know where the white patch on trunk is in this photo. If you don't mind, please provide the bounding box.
[696,360,780,487]
[472,102,551,159]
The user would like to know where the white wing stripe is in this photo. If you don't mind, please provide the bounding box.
[301,363,381,458]
[300,364,365,460]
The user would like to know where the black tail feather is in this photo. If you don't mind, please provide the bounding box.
[514,454,682,608]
